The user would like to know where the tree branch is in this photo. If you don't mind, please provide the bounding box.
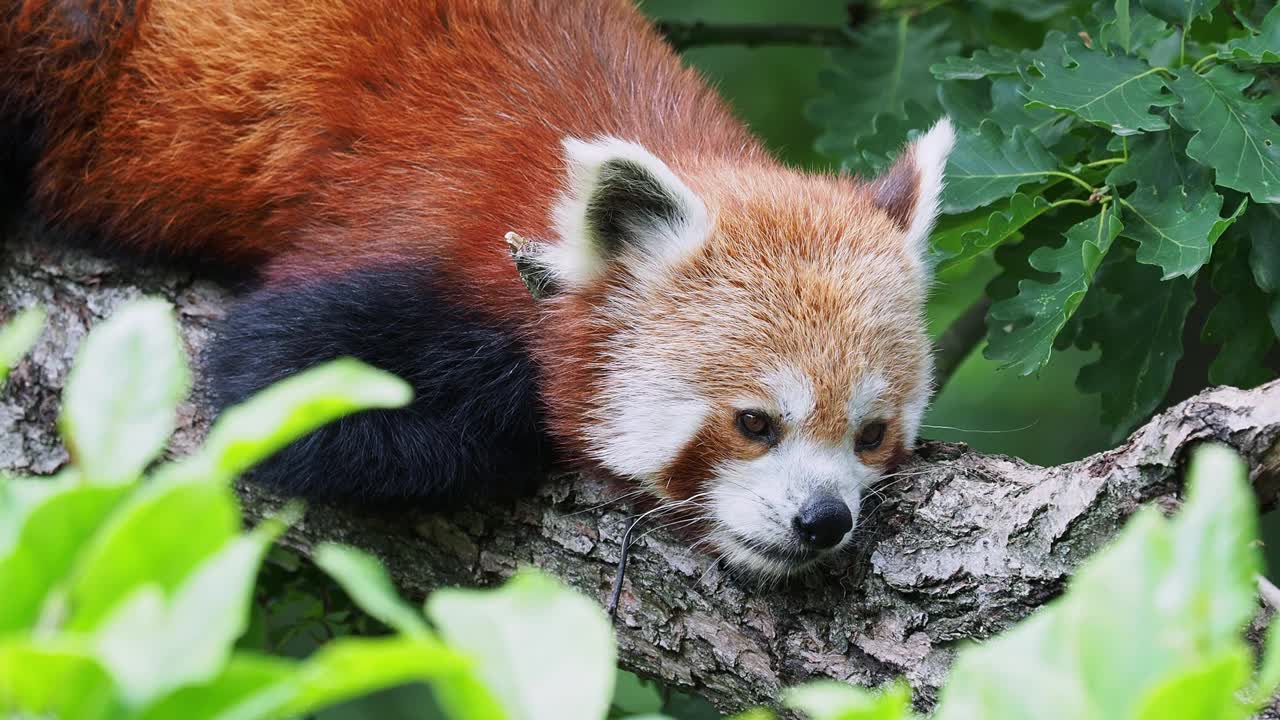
[931,296,991,388]
[4,215,1280,714]
[655,21,858,51]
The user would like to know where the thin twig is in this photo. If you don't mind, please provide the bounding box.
[607,516,642,621]
[933,297,992,388]
[1259,576,1280,612]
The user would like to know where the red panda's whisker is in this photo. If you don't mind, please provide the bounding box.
[567,487,652,516]
[697,550,730,586]
[861,477,932,504]
[919,421,1038,434]
[634,504,716,532]
[636,514,710,543]
[626,492,711,525]
[863,481,906,503]
[877,466,937,481]
[867,468,937,494]
[716,478,774,508]
[687,537,717,555]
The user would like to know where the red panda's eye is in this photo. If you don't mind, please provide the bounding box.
[856,422,887,451]
[736,410,774,442]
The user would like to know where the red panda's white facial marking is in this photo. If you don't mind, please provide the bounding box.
[705,367,898,580]
[590,365,709,480]
[533,121,954,579]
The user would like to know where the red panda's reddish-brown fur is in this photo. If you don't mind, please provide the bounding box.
[7,0,762,321]
[4,0,953,576]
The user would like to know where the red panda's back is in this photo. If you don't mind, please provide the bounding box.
[13,0,762,316]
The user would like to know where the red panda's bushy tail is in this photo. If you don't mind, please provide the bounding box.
[205,264,554,504]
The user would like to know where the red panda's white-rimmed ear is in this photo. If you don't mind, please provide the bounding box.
[871,118,955,263]
[543,137,710,289]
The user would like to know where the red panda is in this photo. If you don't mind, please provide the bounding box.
[3,0,953,577]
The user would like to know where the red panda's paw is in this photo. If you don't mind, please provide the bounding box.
[203,265,553,506]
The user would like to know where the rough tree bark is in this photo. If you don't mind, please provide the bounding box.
[3,214,1280,714]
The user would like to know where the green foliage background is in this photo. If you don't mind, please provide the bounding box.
[643,0,1279,467]
[640,0,1111,466]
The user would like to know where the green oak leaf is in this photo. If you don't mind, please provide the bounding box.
[937,80,990,131]
[63,476,240,632]
[1201,233,1275,387]
[1120,186,1246,278]
[139,639,497,720]
[1055,248,1128,352]
[987,233,1059,304]
[818,101,939,177]
[940,78,1073,148]
[1234,5,1265,32]
[932,192,1056,271]
[1077,260,1196,436]
[986,205,1123,374]
[59,299,190,485]
[931,46,1026,81]
[929,207,998,267]
[1097,0,1173,54]
[133,654,297,720]
[1100,0,1134,52]
[1019,30,1079,72]
[91,516,289,706]
[1134,648,1252,720]
[784,680,913,720]
[1245,205,1280,295]
[1146,27,1185,68]
[808,18,958,156]
[1217,4,1280,64]
[1106,127,1212,201]
[1169,66,1280,204]
[0,641,124,720]
[1166,445,1261,655]
[1241,205,1280,339]
[1022,43,1176,135]
[427,570,615,720]
[0,307,45,388]
[974,0,1075,21]
[1244,206,1280,339]
[991,77,1075,147]
[1255,612,1280,707]
[1140,0,1220,26]
[942,122,1059,213]
[0,477,130,633]
[313,544,431,638]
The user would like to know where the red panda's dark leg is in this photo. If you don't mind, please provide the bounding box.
[204,265,553,505]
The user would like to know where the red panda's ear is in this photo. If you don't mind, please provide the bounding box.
[542,137,710,289]
[870,118,955,263]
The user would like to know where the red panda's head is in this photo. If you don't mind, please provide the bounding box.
[528,120,954,579]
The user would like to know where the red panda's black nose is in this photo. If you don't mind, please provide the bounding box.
[793,493,853,550]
